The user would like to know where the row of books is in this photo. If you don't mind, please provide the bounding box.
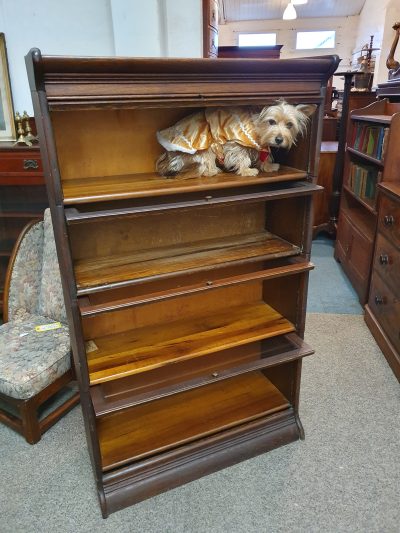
[348,162,382,203]
[350,122,389,161]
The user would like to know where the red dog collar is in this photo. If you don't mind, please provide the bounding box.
[259,149,269,162]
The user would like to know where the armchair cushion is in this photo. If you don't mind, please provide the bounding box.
[7,221,44,321]
[0,312,70,400]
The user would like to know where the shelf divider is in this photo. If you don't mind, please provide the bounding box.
[62,166,307,205]
[91,332,313,417]
[87,301,295,385]
[79,259,313,316]
[75,231,301,295]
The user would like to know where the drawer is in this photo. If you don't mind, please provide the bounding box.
[369,272,400,353]
[0,151,43,176]
[378,193,400,249]
[373,232,400,292]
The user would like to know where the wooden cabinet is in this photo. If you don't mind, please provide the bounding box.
[0,144,48,313]
[26,50,339,516]
[334,99,400,304]
[365,183,400,381]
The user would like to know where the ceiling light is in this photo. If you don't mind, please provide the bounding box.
[283,2,297,20]
[292,0,308,4]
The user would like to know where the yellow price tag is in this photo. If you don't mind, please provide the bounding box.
[35,322,62,332]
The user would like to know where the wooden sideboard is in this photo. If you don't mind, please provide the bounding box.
[0,143,48,313]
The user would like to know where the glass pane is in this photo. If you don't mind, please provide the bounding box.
[296,31,335,49]
[238,33,276,47]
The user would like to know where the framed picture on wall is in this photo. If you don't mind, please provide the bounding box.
[0,33,16,142]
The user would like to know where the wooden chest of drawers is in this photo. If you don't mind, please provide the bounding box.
[0,144,48,314]
[365,182,400,381]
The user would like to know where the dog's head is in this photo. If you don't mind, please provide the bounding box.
[256,101,317,149]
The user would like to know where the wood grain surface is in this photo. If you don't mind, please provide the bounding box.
[87,302,294,384]
[97,371,289,470]
[75,232,299,291]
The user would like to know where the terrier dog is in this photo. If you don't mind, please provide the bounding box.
[156,101,317,178]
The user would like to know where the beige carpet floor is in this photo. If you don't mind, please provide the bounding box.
[0,313,399,533]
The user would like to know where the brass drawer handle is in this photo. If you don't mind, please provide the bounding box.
[23,159,39,170]
[374,295,385,305]
[383,215,394,227]
[379,254,389,265]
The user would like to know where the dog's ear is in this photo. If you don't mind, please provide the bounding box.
[296,104,317,117]
[258,106,270,121]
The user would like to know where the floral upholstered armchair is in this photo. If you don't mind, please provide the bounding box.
[0,209,79,444]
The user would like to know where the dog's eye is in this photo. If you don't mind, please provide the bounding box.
[268,119,276,125]
[286,122,293,129]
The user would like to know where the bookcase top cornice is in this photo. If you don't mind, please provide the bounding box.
[25,49,340,109]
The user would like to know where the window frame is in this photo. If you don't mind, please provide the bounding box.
[238,33,277,48]
[295,30,336,50]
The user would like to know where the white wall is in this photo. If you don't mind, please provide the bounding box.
[219,16,359,90]
[355,0,400,86]
[0,0,202,114]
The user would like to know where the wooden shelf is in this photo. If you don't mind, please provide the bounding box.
[347,147,384,167]
[0,211,43,218]
[343,184,377,214]
[91,333,313,416]
[97,371,290,470]
[351,114,392,124]
[79,259,314,317]
[65,180,321,223]
[87,301,295,385]
[62,166,308,205]
[75,231,300,294]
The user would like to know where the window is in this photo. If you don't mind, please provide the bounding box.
[238,33,277,47]
[296,31,335,50]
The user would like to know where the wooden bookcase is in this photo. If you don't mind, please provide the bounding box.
[335,99,400,304]
[26,50,339,517]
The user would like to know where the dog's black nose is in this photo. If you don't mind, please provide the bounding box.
[275,136,283,145]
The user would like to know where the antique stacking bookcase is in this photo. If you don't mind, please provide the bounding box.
[26,50,339,517]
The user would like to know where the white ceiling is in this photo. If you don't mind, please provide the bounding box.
[220,0,367,22]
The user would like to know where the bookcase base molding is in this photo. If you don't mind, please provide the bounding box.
[26,50,339,516]
[101,408,299,516]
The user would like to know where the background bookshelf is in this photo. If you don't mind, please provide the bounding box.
[335,99,400,305]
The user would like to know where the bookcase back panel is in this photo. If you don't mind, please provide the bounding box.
[80,273,305,344]
[262,274,304,327]
[69,203,265,261]
[51,105,316,184]
[82,281,263,340]
[51,108,199,180]
[265,196,308,249]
